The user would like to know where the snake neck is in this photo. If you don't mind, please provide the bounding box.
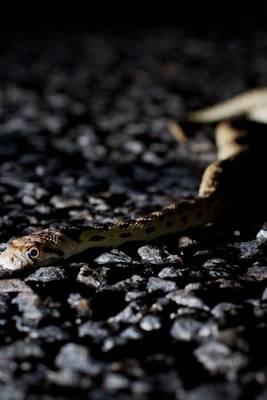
[59,196,222,257]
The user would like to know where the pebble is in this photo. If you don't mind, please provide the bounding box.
[125,291,147,302]
[78,320,108,341]
[67,293,92,316]
[158,266,182,278]
[245,263,267,281]
[257,389,267,400]
[131,380,152,395]
[29,325,70,342]
[170,317,205,341]
[0,340,44,360]
[102,327,143,352]
[120,326,143,340]
[256,224,267,242]
[76,266,102,289]
[261,286,267,301]
[50,195,83,209]
[140,315,161,331]
[0,279,32,293]
[203,258,228,269]
[108,303,144,325]
[233,240,260,260]
[167,290,210,311]
[108,274,144,293]
[47,369,92,389]
[178,236,196,249]
[55,343,101,376]
[147,277,177,293]
[0,384,25,400]
[95,249,133,264]
[12,292,45,329]
[25,267,69,286]
[138,245,177,265]
[103,373,130,391]
[211,303,244,320]
[185,383,242,400]
[0,293,10,315]
[0,361,17,383]
[194,340,248,376]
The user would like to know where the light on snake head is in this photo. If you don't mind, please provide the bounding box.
[0,240,42,276]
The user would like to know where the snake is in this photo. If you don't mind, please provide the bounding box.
[0,88,266,276]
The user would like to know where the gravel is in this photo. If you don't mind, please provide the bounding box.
[0,27,266,399]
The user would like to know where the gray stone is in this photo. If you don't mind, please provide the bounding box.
[203,258,228,269]
[25,267,68,284]
[167,290,210,311]
[76,266,101,289]
[256,224,267,242]
[147,277,176,293]
[0,279,32,293]
[29,325,69,343]
[103,373,130,391]
[55,343,101,376]
[78,320,108,340]
[158,266,182,278]
[170,317,204,341]
[245,263,267,281]
[233,240,260,260]
[95,249,133,264]
[47,368,92,389]
[185,383,242,400]
[140,315,161,331]
[0,384,25,400]
[138,245,174,265]
[194,340,248,376]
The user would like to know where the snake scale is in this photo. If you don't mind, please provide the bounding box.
[0,88,266,276]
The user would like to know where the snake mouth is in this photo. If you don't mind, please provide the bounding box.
[0,266,16,278]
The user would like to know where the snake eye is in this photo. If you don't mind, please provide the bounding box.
[27,247,39,259]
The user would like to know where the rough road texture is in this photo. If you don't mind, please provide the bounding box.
[0,29,267,400]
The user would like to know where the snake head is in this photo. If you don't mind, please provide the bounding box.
[0,229,65,276]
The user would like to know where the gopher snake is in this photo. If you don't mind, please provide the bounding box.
[0,88,266,276]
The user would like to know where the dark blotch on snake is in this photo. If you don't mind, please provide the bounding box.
[90,235,106,242]
[119,232,132,239]
[166,221,174,228]
[43,247,65,257]
[62,227,83,242]
[137,219,151,225]
[197,211,204,219]
[182,203,193,211]
[145,226,156,234]
[180,215,188,224]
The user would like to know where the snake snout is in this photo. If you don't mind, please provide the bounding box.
[0,249,22,275]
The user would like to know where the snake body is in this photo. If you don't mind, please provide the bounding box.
[0,88,265,276]
[187,87,267,123]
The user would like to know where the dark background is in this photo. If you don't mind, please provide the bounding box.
[1,10,267,400]
[2,4,267,32]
